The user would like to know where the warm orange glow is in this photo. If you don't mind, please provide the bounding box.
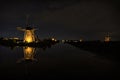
[105,37,111,42]
[23,47,35,60]
[26,36,33,43]
[24,30,35,43]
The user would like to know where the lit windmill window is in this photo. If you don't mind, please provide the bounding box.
[24,30,35,43]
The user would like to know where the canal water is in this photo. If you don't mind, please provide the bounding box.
[0,43,119,79]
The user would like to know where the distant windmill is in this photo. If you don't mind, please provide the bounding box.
[17,15,37,43]
[104,32,111,42]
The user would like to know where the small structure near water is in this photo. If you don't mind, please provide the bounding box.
[104,32,111,42]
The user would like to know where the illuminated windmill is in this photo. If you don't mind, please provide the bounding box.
[17,27,36,43]
[17,16,37,43]
[104,32,111,42]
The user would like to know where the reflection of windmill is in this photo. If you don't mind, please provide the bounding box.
[16,47,37,63]
[17,15,38,43]
[23,47,35,60]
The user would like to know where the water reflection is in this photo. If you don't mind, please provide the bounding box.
[23,47,35,61]
[0,41,119,79]
[17,47,37,63]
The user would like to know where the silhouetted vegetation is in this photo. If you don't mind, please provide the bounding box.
[0,38,59,49]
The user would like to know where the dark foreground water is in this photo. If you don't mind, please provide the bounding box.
[0,43,119,80]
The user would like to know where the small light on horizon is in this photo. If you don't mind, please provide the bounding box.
[62,40,65,43]
[104,32,111,42]
[51,38,57,42]
[80,39,83,42]
[52,38,55,41]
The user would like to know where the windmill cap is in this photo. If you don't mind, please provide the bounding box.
[26,27,33,30]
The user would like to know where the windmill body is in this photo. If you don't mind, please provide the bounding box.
[17,27,36,43]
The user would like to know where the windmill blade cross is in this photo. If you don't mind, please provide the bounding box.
[16,27,25,31]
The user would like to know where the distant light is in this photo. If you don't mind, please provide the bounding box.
[74,41,78,42]
[52,38,55,41]
[104,32,111,42]
[65,40,68,42]
[17,42,19,44]
[54,39,57,42]
[104,36,111,42]
[62,40,65,43]
[51,38,57,42]
[9,37,19,40]
[13,37,19,40]
[80,39,83,42]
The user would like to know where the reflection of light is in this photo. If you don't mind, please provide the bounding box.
[23,47,35,60]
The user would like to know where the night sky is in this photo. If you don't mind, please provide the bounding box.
[0,0,120,40]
